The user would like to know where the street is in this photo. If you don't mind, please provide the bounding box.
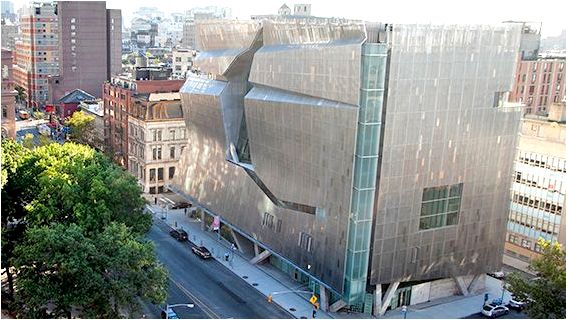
[146,219,293,319]
[138,278,210,319]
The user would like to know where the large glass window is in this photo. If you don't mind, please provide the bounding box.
[420,183,463,230]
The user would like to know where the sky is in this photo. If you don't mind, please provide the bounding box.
[7,0,567,37]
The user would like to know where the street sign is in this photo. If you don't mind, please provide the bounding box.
[309,295,318,305]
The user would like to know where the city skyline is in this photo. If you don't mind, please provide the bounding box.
[6,0,567,37]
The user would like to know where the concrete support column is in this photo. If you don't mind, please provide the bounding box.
[200,209,205,231]
[250,249,271,264]
[320,285,329,312]
[379,281,399,316]
[329,300,347,312]
[229,228,244,253]
[467,274,482,293]
[453,276,469,296]
[372,285,382,317]
[252,233,260,256]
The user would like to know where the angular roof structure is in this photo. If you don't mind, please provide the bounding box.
[57,89,96,104]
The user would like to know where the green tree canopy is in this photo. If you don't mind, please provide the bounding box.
[1,138,26,189]
[506,238,566,318]
[13,223,167,318]
[21,133,35,149]
[8,142,151,235]
[65,110,102,149]
[14,85,26,104]
[1,141,163,318]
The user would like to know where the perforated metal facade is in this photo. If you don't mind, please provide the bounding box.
[173,21,523,308]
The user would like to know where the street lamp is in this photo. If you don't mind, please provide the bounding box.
[161,303,194,319]
[499,277,506,305]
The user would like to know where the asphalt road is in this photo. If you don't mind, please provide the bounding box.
[462,308,528,319]
[146,220,293,319]
[138,278,209,319]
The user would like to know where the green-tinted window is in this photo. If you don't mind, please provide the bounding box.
[420,183,463,230]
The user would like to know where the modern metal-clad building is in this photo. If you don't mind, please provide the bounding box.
[172,20,523,314]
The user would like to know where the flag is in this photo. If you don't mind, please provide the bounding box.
[212,216,220,231]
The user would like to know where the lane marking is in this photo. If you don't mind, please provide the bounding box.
[170,277,221,319]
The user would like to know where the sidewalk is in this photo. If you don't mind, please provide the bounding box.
[146,203,332,319]
[146,200,515,320]
[333,276,513,319]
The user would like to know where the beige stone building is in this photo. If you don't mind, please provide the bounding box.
[127,92,187,194]
[504,102,566,273]
[172,48,196,79]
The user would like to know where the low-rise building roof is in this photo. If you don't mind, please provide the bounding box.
[57,89,96,104]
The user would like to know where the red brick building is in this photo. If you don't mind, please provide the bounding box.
[2,48,16,138]
[103,76,184,168]
[509,58,566,115]
[56,88,95,118]
[48,1,122,102]
[13,2,58,110]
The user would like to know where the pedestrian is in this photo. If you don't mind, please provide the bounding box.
[231,243,236,252]
[184,207,188,215]
[224,252,229,261]
[154,197,157,205]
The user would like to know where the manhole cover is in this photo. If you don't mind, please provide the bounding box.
[289,308,296,312]
[242,276,248,279]
[252,283,258,286]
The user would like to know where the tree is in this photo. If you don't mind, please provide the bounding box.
[14,85,26,104]
[32,111,44,120]
[65,111,102,149]
[11,142,151,235]
[21,133,35,149]
[1,142,161,317]
[506,238,566,318]
[1,138,26,189]
[38,134,53,147]
[12,223,167,319]
[1,139,31,297]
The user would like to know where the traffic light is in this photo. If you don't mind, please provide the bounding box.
[267,294,273,303]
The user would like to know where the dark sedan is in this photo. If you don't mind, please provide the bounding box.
[192,246,211,259]
[171,201,192,209]
[169,228,188,241]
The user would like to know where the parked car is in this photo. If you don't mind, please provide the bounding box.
[508,295,532,310]
[482,303,509,318]
[487,271,505,279]
[169,228,188,241]
[171,201,192,209]
[192,246,211,259]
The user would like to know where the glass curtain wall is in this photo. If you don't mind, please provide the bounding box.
[343,43,388,308]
